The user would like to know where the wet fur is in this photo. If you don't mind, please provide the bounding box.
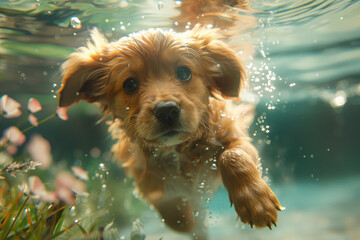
[58,25,281,239]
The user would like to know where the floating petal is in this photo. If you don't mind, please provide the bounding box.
[1,95,21,114]
[26,134,52,169]
[27,98,42,113]
[56,107,68,120]
[4,126,26,146]
[71,166,89,181]
[28,176,46,195]
[28,114,39,126]
[3,109,22,118]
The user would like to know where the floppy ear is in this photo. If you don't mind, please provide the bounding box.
[187,26,246,100]
[58,29,110,108]
[205,40,246,100]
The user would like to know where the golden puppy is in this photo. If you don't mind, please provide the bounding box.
[58,25,281,239]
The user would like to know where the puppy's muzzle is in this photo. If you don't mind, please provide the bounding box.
[153,101,180,126]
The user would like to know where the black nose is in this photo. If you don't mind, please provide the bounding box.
[153,101,180,125]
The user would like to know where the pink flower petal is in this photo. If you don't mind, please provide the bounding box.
[56,107,68,120]
[6,145,18,155]
[28,114,39,126]
[28,176,58,202]
[1,95,21,116]
[26,134,52,169]
[27,98,42,113]
[41,191,58,203]
[28,176,46,195]
[56,186,75,205]
[3,126,26,146]
[71,166,89,181]
[3,108,22,118]
[56,171,87,195]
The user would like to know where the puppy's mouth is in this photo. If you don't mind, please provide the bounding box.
[161,130,182,137]
[152,129,189,146]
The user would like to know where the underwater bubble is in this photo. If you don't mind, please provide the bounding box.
[158,0,163,10]
[175,0,182,6]
[70,17,81,29]
[120,26,126,31]
[198,182,205,189]
[192,211,199,217]
[330,91,347,108]
[70,206,76,216]
[289,83,296,87]
[263,176,270,183]
[99,163,105,170]
[210,163,217,170]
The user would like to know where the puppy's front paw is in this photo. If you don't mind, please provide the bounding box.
[231,179,282,229]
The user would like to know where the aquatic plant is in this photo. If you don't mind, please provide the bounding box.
[0,94,147,240]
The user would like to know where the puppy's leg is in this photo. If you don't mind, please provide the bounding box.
[153,198,207,240]
[153,198,195,232]
[218,140,281,229]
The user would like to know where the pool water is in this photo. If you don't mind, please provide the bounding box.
[0,0,359,239]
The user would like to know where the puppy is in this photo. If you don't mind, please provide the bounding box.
[58,25,281,239]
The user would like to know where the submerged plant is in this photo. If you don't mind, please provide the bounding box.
[0,94,147,240]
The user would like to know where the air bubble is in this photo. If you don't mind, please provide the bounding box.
[158,0,163,10]
[210,163,217,170]
[70,17,81,29]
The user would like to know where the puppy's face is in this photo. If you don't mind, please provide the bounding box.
[109,40,210,146]
[58,27,245,147]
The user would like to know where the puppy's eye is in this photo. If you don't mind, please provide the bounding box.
[123,78,139,94]
[175,66,192,81]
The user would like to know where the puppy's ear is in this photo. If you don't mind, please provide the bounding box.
[205,40,246,100]
[188,26,246,100]
[58,29,110,108]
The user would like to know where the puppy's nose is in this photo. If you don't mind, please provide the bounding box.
[153,101,180,125]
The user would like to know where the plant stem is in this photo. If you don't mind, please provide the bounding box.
[21,113,57,134]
